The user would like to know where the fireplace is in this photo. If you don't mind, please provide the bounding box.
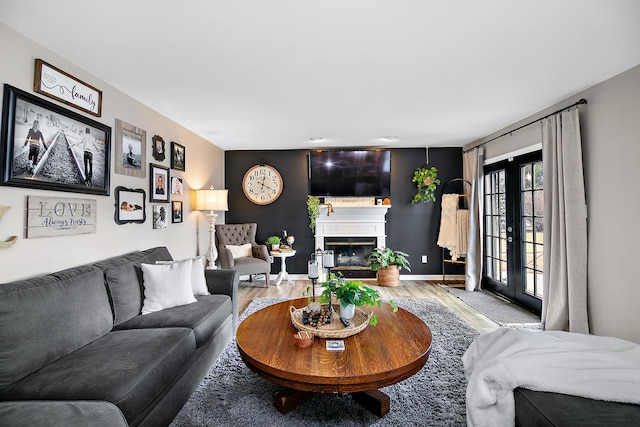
[314,200,390,278]
[324,237,377,271]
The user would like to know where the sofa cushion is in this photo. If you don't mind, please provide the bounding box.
[141,261,197,314]
[0,400,127,427]
[0,265,112,388]
[0,328,195,424]
[114,294,231,347]
[515,388,640,426]
[94,247,172,325]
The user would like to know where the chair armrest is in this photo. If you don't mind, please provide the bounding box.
[252,244,270,262]
[218,247,235,268]
[205,269,240,330]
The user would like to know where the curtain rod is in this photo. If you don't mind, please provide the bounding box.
[463,98,587,153]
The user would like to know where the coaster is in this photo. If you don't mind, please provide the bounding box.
[326,340,345,351]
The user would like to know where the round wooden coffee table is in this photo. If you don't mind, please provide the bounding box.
[236,298,432,417]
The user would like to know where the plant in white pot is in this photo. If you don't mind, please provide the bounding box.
[318,272,396,326]
[265,235,281,250]
[366,247,411,287]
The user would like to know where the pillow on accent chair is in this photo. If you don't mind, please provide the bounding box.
[141,259,197,314]
[226,243,252,259]
[156,256,209,296]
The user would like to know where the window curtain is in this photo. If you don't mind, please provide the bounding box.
[541,108,589,333]
[463,147,484,291]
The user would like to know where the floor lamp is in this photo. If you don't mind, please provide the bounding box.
[195,186,228,270]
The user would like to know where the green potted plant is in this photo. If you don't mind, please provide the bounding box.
[318,272,397,326]
[366,247,411,287]
[265,235,281,250]
[411,166,441,203]
[307,195,320,232]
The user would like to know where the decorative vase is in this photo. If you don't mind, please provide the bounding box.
[340,302,356,319]
[377,265,400,287]
[271,244,280,251]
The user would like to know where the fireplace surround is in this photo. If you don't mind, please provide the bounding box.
[314,201,390,278]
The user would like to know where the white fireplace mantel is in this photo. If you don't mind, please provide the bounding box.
[314,205,390,250]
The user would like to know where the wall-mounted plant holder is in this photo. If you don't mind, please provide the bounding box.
[0,206,18,249]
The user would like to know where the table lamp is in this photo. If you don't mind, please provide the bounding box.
[195,185,228,269]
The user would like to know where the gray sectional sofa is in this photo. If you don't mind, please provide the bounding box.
[0,246,239,426]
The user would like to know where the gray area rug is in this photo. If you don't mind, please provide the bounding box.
[444,286,541,327]
[171,297,479,426]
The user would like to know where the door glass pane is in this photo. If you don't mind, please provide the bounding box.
[520,160,544,298]
[484,169,507,284]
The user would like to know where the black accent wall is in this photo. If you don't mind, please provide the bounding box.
[224,147,463,276]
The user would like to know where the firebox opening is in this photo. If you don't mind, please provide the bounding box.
[324,237,377,278]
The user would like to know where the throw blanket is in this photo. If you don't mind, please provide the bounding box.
[463,328,640,427]
[437,194,461,259]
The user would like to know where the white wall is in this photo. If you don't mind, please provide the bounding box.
[0,23,225,282]
[466,64,640,344]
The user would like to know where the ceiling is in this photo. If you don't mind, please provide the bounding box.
[1,1,639,151]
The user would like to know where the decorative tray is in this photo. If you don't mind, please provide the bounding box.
[289,304,372,339]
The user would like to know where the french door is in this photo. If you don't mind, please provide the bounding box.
[482,151,543,313]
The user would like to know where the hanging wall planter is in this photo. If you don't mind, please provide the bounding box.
[411,166,441,203]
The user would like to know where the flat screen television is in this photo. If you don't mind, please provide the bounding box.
[308,150,391,197]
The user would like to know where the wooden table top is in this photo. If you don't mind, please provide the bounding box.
[236,298,432,394]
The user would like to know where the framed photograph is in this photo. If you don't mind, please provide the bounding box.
[153,205,168,229]
[114,186,146,224]
[114,119,145,177]
[172,200,183,223]
[149,163,169,202]
[1,84,111,196]
[33,59,103,117]
[170,141,185,171]
[171,177,183,195]
[151,135,166,161]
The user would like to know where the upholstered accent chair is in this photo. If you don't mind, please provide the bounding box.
[215,223,270,287]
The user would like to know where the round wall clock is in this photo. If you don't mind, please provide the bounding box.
[242,164,283,205]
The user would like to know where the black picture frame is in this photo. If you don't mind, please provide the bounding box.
[1,84,111,196]
[151,135,166,161]
[172,200,183,223]
[149,163,169,202]
[170,141,185,171]
[114,186,146,224]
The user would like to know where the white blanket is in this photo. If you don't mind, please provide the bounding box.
[463,328,640,427]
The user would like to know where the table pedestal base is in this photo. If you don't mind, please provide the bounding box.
[274,388,390,417]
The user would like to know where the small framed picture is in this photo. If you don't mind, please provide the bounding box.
[151,135,166,161]
[170,141,185,171]
[171,177,183,195]
[149,163,169,202]
[172,200,183,223]
[114,186,146,224]
[114,119,145,178]
[152,205,168,229]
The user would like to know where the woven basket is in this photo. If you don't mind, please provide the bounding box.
[290,304,372,339]
[376,265,400,287]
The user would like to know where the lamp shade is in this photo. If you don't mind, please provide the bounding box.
[195,186,228,211]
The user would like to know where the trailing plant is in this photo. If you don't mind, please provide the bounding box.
[265,235,281,245]
[318,272,397,326]
[307,195,320,232]
[366,247,411,272]
[411,166,441,203]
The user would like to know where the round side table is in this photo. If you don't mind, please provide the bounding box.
[271,250,296,286]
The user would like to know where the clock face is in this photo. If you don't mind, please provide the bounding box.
[242,165,283,205]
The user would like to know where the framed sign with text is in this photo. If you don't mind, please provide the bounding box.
[26,195,97,238]
[33,59,103,117]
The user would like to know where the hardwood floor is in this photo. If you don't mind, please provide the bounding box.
[237,278,499,334]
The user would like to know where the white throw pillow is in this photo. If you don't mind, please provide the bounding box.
[141,260,197,315]
[226,243,252,259]
[157,256,209,296]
